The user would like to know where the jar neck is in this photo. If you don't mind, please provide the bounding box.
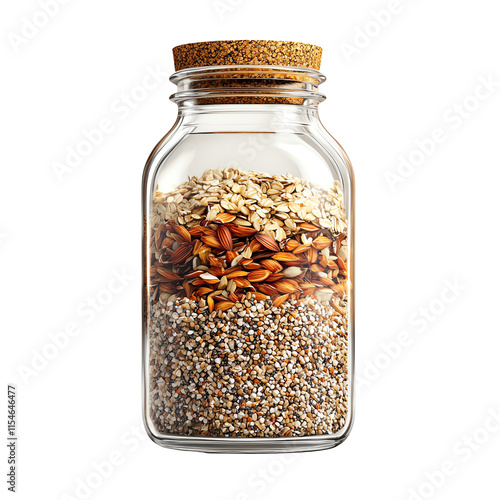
[170,65,326,110]
[173,104,321,133]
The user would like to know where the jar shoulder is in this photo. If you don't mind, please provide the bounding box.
[143,116,354,194]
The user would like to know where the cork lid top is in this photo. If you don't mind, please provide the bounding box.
[172,40,323,72]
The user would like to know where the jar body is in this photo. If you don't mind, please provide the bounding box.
[142,103,354,453]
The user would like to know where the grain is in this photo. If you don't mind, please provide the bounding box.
[148,167,350,438]
[148,297,348,437]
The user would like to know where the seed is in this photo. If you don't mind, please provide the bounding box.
[306,248,318,263]
[319,254,328,267]
[247,270,272,282]
[215,300,236,311]
[156,268,182,280]
[292,243,311,254]
[272,294,289,307]
[199,273,220,284]
[242,260,261,270]
[201,235,224,250]
[265,273,284,282]
[310,264,324,273]
[225,270,249,279]
[233,217,253,226]
[260,259,283,272]
[331,283,346,294]
[190,240,202,256]
[312,235,332,250]
[188,226,206,237]
[218,275,228,289]
[255,233,280,252]
[209,256,224,268]
[275,281,299,294]
[249,239,263,252]
[299,223,320,231]
[215,212,237,223]
[172,223,192,242]
[275,227,287,242]
[206,267,223,277]
[272,252,297,262]
[207,295,214,312]
[154,226,164,248]
[225,251,237,266]
[184,270,204,279]
[217,225,233,251]
[231,255,244,267]
[227,224,258,237]
[275,204,290,212]
[256,283,278,295]
[285,239,300,251]
[282,267,302,278]
[161,236,175,248]
[319,276,335,286]
[241,246,252,259]
[167,243,193,264]
[233,278,252,288]
[337,258,347,271]
[182,281,192,296]
[316,287,334,299]
[170,233,188,245]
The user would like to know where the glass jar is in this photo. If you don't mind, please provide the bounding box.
[142,40,354,453]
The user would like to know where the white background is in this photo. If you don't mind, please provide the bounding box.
[1,0,499,499]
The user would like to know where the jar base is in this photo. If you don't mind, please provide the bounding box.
[145,431,350,454]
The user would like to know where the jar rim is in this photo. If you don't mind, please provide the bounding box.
[170,64,326,85]
[170,65,326,105]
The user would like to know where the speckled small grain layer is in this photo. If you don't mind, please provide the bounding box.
[149,297,348,437]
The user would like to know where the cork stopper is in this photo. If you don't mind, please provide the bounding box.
[173,40,322,71]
